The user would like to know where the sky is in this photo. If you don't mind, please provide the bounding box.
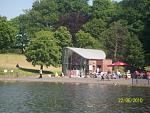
[0,0,34,20]
[0,0,121,20]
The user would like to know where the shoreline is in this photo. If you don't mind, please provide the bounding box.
[0,77,150,87]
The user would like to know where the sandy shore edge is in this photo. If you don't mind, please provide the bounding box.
[0,77,150,87]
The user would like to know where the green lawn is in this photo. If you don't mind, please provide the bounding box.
[0,53,61,77]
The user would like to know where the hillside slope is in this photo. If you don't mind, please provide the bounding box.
[0,53,61,71]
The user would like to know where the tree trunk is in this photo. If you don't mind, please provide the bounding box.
[114,37,118,61]
[21,43,25,54]
[21,43,24,54]
[40,65,43,70]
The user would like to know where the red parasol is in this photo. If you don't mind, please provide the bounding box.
[108,61,129,67]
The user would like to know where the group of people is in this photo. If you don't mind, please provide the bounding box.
[38,67,149,79]
[93,69,132,80]
[133,70,148,79]
[96,70,122,80]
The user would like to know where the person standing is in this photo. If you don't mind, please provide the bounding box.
[39,69,42,78]
[101,74,104,81]
[134,70,140,79]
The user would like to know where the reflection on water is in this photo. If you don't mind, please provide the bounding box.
[0,82,150,113]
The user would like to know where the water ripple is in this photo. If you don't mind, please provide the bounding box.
[0,82,149,113]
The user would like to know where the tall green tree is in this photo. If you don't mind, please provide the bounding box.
[124,34,145,70]
[54,26,72,51]
[102,20,145,70]
[76,30,100,49]
[119,0,150,53]
[15,16,30,54]
[25,30,60,77]
[21,0,90,45]
[82,18,107,40]
[102,21,129,61]
[15,33,30,54]
[91,0,118,22]
[0,16,15,52]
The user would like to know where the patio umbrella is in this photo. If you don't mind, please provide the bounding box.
[108,61,129,67]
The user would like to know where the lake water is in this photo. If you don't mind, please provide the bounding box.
[0,82,150,113]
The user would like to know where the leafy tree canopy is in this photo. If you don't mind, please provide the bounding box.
[0,16,16,52]
[21,0,90,44]
[54,26,72,51]
[25,30,61,68]
[2,0,149,67]
[76,30,100,49]
[102,21,130,61]
[124,34,145,70]
[82,18,107,40]
[102,20,145,69]
[119,0,150,53]
[91,0,118,22]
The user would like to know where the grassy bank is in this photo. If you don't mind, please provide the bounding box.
[0,53,61,77]
[145,53,150,71]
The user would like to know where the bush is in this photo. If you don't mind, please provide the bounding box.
[145,66,150,72]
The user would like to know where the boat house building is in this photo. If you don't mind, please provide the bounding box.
[62,47,112,77]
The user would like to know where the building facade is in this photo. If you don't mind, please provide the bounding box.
[62,47,112,77]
